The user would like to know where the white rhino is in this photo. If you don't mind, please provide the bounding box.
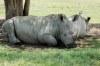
[2,14,76,48]
[68,12,91,39]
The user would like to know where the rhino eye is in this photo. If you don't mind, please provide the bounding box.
[64,34,66,36]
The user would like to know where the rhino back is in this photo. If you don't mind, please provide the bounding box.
[13,15,57,44]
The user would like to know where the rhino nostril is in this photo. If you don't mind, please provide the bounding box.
[66,44,72,48]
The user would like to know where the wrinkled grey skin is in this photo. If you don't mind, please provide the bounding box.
[68,12,91,38]
[2,14,76,48]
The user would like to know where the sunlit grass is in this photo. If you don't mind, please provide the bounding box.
[29,0,100,23]
[0,0,100,23]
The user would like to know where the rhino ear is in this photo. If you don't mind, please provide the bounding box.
[58,14,64,21]
[86,17,91,22]
[72,14,79,22]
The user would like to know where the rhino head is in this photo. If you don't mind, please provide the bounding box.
[70,12,91,38]
[56,14,77,48]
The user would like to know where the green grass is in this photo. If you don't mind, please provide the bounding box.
[0,38,99,66]
[0,0,100,66]
[0,45,100,66]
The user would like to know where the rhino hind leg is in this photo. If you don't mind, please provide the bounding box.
[2,19,21,44]
[38,34,57,46]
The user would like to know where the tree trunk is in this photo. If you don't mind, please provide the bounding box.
[17,0,23,16]
[4,0,30,19]
[4,0,14,19]
[23,0,30,16]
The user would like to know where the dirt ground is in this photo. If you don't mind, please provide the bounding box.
[0,19,100,50]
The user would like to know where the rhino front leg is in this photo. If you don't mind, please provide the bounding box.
[7,33,21,44]
[2,19,21,44]
[38,34,57,46]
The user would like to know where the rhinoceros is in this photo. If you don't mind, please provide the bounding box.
[68,12,91,39]
[2,14,76,48]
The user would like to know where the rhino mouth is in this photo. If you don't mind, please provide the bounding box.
[66,42,77,48]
